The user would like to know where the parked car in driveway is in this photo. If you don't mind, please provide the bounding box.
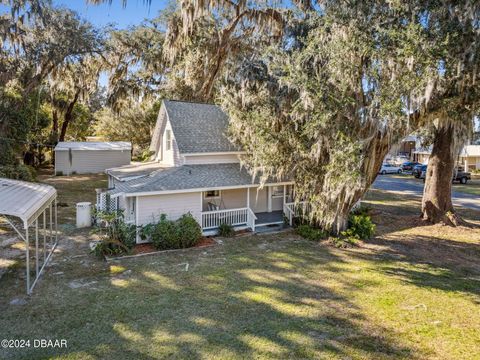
[420,167,471,184]
[379,163,403,174]
[402,161,421,172]
[413,164,427,178]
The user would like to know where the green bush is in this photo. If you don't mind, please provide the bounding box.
[93,212,137,256]
[331,236,358,248]
[218,222,235,237]
[0,164,36,181]
[150,213,201,250]
[151,216,180,250]
[341,214,375,240]
[296,224,327,241]
[177,213,202,248]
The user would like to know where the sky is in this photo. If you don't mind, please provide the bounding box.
[53,0,169,28]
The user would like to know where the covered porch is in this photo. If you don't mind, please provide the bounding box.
[200,184,295,234]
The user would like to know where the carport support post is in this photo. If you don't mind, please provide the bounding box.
[35,219,39,276]
[43,211,46,262]
[55,198,58,243]
[49,203,53,246]
[25,227,30,295]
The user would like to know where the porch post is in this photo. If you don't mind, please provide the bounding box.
[283,185,286,205]
[267,186,272,213]
[247,188,250,209]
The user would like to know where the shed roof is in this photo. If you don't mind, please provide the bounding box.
[55,141,131,151]
[110,163,290,196]
[163,100,240,154]
[0,178,57,228]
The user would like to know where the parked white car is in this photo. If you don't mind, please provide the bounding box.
[379,163,403,174]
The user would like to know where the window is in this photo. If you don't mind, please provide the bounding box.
[271,186,284,197]
[166,130,172,151]
[204,190,220,199]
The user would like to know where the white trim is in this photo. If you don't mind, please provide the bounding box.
[122,181,295,198]
[182,151,245,156]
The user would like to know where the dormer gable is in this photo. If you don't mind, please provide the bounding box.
[149,100,244,166]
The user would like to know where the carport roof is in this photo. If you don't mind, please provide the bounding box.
[0,178,57,228]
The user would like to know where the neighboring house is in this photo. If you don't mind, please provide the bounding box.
[99,100,298,240]
[55,142,131,176]
[412,143,480,170]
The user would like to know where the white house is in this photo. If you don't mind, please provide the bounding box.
[412,143,480,170]
[98,100,299,240]
[54,142,131,176]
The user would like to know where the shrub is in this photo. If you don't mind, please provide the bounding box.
[150,213,201,250]
[296,224,327,241]
[331,236,358,248]
[177,213,202,248]
[341,214,376,240]
[150,215,180,250]
[93,212,137,256]
[218,222,235,237]
[0,164,36,181]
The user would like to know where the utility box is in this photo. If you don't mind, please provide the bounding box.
[76,202,92,228]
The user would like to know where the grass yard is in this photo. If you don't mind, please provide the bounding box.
[1,175,480,359]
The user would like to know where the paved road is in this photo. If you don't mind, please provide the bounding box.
[372,175,480,211]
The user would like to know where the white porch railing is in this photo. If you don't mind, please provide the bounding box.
[202,207,256,231]
[247,208,257,232]
[283,201,308,226]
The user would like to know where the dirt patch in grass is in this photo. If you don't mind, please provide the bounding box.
[132,238,216,256]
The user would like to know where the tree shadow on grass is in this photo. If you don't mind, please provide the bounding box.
[358,232,480,299]
[0,236,418,359]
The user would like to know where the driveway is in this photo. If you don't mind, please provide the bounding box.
[372,175,480,211]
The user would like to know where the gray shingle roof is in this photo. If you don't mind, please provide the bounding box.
[163,100,240,154]
[110,164,288,195]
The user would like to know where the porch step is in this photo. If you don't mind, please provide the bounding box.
[255,222,286,234]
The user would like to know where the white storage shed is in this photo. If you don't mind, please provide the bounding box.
[54,142,131,176]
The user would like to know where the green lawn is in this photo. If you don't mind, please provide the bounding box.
[1,176,480,359]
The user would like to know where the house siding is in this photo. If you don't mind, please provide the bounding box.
[136,192,201,226]
[55,150,130,175]
[159,120,183,167]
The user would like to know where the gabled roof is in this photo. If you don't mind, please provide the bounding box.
[55,142,131,151]
[163,100,240,154]
[109,163,290,196]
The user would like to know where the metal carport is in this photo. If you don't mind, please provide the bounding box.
[0,178,58,294]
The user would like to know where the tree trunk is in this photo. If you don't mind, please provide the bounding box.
[421,122,463,226]
[59,91,80,142]
[328,131,390,234]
